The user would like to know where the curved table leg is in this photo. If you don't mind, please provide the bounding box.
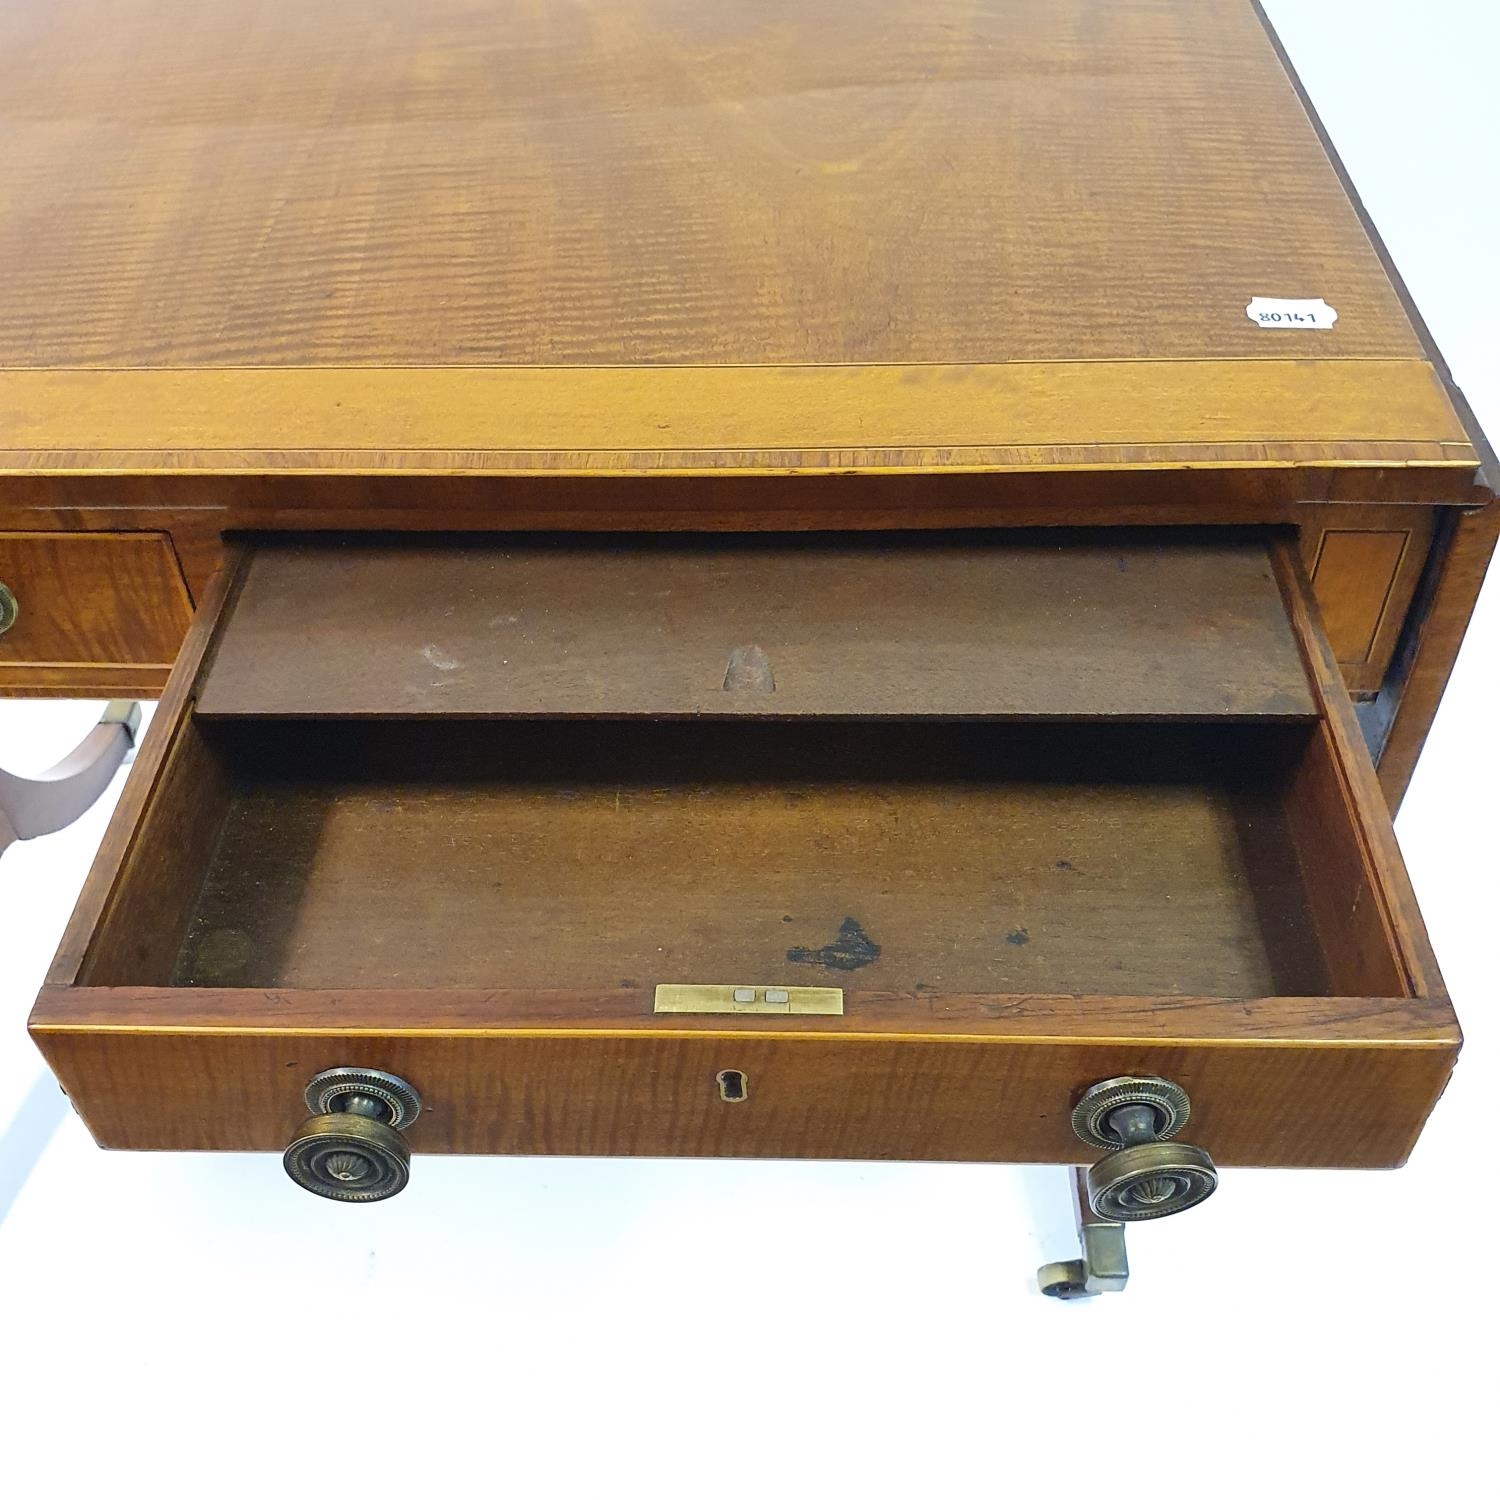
[0,702,142,856]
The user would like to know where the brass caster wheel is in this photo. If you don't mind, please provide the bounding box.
[1037,1259,1091,1300]
[1036,1165,1130,1299]
[1072,1075,1218,1224]
[283,1066,422,1203]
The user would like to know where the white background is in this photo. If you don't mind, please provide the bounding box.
[0,3,1496,1495]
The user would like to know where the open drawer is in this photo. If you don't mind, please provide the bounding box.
[31,532,1458,1199]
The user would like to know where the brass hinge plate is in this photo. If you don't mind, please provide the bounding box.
[654,984,844,1016]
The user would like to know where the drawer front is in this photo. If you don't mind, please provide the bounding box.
[34,998,1454,1171]
[1304,510,1435,697]
[30,532,1457,1184]
[0,531,193,696]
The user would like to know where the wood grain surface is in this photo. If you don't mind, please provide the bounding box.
[30,1000,1457,1169]
[149,721,1320,998]
[1269,540,1447,1000]
[0,363,1473,478]
[196,535,1316,720]
[1313,533,1409,663]
[1303,509,1436,694]
[43,550,245,988]
[81,716,231,989]
[0,0,1432,369]
[0,0,1474,478]
[0,531,191,683]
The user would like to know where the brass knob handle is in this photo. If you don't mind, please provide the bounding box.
[0,582,17,637]
[283,1066,422,1203]
[1070,1076,1217,1222]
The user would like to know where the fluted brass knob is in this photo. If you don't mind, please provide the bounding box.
[283,1066,422,1203]
[0,582,17,637]
[1071,1076,1217,1222]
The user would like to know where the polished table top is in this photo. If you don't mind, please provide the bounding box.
[0,0,1476,481]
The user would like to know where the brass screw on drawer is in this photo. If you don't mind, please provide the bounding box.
[1070,1076,1218,1221]
[283,1066,423,1203]
[0,582,18,637]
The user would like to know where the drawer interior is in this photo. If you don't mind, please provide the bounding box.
[40,529,1453,1169]
[82,715,1399,1002]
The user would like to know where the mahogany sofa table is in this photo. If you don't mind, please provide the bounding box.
[0,0,1491,1294]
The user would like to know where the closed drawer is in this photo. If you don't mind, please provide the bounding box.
[0,531,192,696]
[32,532,1456,1186]
[1303,510,1436,697]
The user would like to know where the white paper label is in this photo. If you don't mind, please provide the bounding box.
[1246,296,1338,329]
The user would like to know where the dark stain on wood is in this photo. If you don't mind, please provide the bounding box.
[105,718,1346,998]
[1006,928,1031,946]
[788,916,881,973]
